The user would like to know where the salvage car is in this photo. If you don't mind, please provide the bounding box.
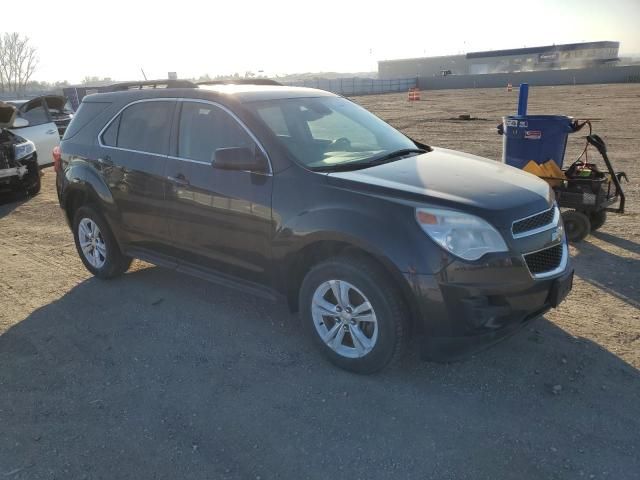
[5,95,71,167]
[0,102,40,195]
[56,80,573,373]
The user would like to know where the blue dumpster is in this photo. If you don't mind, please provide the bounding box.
[501,83,576,170]
[501,114,575,170]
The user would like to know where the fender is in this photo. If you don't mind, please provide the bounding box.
[273,187,450,276]
[275,207,406,266]
[60,158,126,248]
[63,159,114,207]
[271,205,449,325]
[272,202,451,291]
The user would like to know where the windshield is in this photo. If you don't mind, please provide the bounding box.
[246,96,420,170]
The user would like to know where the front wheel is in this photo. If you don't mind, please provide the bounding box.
[72,205,132,278]
[24,161,41,196]
[562,210,591,243]
[26,174,41,196]
[299,256,408,374]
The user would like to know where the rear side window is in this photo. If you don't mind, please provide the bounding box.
[178,102,255,163]
[116,101,174,155]
[63,101,110,140]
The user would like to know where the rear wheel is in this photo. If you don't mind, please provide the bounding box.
[72,205,132,278]
[299,256,408,374]
[587,209,607,231]
[562,210,591,243]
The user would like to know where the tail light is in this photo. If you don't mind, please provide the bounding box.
[53,146,62,173]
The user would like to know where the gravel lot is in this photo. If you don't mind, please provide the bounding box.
[1,84,639,479]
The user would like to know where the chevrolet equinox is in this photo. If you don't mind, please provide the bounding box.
[56,80,573,373]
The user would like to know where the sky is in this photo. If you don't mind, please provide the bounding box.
[15,0,640,84]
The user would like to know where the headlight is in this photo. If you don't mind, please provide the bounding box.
[415,208,508,261]
[14,140,36,160]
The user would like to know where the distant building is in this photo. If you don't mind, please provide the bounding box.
[378,41,620,79]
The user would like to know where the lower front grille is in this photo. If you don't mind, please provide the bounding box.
[524,243,564,276]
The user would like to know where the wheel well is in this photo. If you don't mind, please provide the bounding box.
[64,189,89,225]
[284,241,418,331]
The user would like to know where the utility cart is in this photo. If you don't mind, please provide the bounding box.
[498,84,627,242]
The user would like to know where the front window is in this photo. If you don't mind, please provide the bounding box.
[178,101,256,163]
[19,99,49,127]
[246,96,420,170]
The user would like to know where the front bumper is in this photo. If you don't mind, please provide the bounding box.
[405,245,573,361]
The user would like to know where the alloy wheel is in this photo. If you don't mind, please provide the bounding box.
[78,218,107,269]
[311,280,378,359]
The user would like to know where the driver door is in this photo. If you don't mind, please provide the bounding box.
[163,100,274,286]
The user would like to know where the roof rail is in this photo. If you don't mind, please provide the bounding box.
[197,79,283,86]
[104,79,198,91]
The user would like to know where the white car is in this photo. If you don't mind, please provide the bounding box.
[0,102,40,195]
[5,96,73,168]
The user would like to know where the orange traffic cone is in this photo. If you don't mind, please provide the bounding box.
[408,87,421,101]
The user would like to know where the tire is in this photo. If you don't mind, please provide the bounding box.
[24,161,41,196]
[72,205,132,279]
[26,174,41,196]
[299,255,409,374]
[562,210,591,243]
[587,209,607,231]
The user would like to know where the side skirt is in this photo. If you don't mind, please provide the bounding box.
[126,247,282,303]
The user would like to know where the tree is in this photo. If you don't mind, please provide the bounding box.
[0,33,38,94]
[81,76,112,85]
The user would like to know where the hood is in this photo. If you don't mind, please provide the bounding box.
[326,147,553,223]
[0,101,17,128]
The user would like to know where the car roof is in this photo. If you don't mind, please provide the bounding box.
[198,84,337,101]
[83,84,337,104]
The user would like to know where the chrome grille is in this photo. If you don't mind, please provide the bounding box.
[524,244,564,275]
[512,206,556,237]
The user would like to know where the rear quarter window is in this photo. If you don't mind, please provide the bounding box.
[62,102,110,140]
[101,115,120,146]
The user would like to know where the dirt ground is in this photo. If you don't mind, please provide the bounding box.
[0,84,639,479]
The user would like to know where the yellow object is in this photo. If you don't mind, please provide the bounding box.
[523,160,565,187]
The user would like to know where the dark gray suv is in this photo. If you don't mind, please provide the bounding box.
[56,80,573,373]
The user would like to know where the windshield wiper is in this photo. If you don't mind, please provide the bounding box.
[365,148,427,165]
[311,148,427,172]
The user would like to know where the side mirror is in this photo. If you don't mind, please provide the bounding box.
[212,147,267,173]
[12,116,29,128]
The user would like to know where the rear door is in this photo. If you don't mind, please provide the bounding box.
[9,98,59,167]
[163,100,273,286]
[98,99,176,253]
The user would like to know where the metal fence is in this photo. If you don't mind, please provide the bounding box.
[282,77,417,96]
[417,65,640,90]
[0,91,52,101]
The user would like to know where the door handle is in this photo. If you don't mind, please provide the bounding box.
[97,156,113,167]
[46,129,58,135]
[167,174,190,186]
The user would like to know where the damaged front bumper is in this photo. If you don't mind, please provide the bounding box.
[0,164,28,180]
[405,247,574,361]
